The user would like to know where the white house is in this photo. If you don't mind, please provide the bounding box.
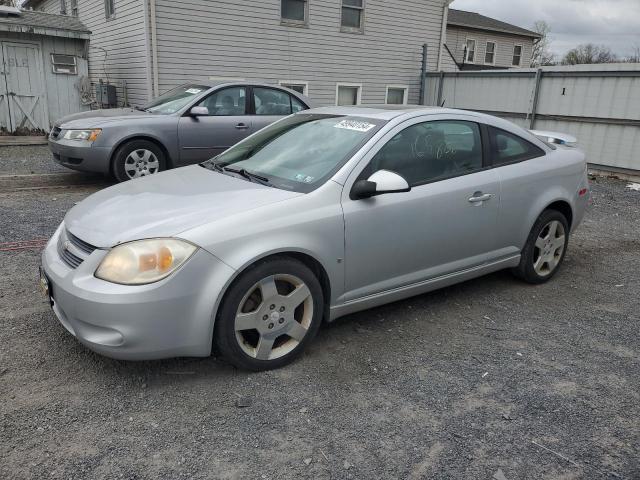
[24,0,456,108]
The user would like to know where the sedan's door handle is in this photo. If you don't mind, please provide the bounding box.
[235,123,249,130]
[468,193,493,203]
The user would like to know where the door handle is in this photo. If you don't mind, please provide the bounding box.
[235,123,249,130]
[468,193,493,203]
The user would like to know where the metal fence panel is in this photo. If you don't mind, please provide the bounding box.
[426,64,640,172]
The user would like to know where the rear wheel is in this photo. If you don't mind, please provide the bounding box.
[513,210,569,284]
[214,257,323,371]
[112,139,166,182]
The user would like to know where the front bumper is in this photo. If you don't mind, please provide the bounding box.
[48,138,112,174]
[41,226,235,360]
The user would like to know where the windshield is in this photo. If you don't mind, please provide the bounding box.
[143,84,209,114]
[201,114,385,193]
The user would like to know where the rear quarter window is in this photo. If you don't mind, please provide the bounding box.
[489,127,545,166]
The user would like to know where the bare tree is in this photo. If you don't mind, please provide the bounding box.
[531,20,555,67]
[562,44,618,65]
[624,44,640,63]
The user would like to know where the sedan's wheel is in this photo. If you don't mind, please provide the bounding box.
[513,210,570,284]
[214,258,323,371]
[112,140,166,183]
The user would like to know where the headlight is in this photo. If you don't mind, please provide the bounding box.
[95,239,197,285]
[62,129,102,142]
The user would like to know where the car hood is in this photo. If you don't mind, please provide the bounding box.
[64,165,302,248]
[56,108,156,128]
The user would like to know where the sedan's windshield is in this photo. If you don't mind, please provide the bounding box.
[201,114,385,193]
[143,84,209,114]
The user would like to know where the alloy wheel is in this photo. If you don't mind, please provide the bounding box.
[234,274,313,361]
[533,220,566,276]
[124,149,160,179]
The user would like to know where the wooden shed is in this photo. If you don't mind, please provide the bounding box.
[0,5,90,134]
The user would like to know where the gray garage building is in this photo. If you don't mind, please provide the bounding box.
[0,5,90,133]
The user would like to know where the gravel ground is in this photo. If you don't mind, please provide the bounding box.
[0,146,70,175]
[0,177,638,480]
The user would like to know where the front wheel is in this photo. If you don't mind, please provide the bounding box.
[112,140,166,182]
[214,258,324,371]
[513,210,570,284]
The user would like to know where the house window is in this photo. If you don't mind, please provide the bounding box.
[51,54,77,75]
[341,0,364,32]
[279,81,308,96]
[70,0,78,16]
[465,39,476,63]
[386,86,408,105]
[104,0,115,19]
[513,45,523,66]
[485,41,496,64]
[281,0,307,24]
[59,0,66,15]
[336,84,362,105]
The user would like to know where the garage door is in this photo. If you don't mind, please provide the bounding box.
[0,42,47,134]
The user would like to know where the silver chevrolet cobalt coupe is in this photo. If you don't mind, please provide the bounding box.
[41,107,590,370]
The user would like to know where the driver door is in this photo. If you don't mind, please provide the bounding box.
[177,86,252,165]
[342,116,501,301]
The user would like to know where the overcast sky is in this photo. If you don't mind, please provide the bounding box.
[450,0,640,58]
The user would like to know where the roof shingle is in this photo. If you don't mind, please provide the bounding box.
[0,9,90,36]
[448,9,541,39]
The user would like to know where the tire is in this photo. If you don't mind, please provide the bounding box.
[513,209,570,284]
[214,257,324,371]
[112,139,166,183]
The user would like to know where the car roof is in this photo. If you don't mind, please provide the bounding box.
[303,105,485,121]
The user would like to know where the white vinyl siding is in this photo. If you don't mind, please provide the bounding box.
[446,26,535,69]
[152,0,449,106]
[34,0,449,106]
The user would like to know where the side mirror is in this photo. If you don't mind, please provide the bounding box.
[189,106,209,116]
[351,169,410,200]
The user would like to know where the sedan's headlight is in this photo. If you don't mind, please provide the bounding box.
[62,129,102,142]
[95,239,197,285]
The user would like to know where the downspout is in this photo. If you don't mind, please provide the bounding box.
[436,0,454,71]
[142,0,153,101]
[150,0,159,97]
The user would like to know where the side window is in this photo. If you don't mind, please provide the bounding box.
[254,87,293,115]
[489,127,545,166]
[291,96,306,113]
[366,120,483,187]
[198,87,247,116]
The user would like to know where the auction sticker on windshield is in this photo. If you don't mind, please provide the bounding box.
[185,88,203,94]
[334,119,376,132]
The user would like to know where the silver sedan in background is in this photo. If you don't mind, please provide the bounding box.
[47,82,311,182]
[40,106,590,370]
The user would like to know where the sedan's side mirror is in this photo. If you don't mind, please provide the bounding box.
[351,169,411,200]
[189,106,209,116]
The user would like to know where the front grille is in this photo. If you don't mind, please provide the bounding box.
[59,246,83,269]
[67,230,97,255]
[50,126,61,140]
[57,229,97,269]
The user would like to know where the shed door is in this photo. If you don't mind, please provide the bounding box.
[0,42,47,133]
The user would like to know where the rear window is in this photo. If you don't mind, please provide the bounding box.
[489,127,545,166]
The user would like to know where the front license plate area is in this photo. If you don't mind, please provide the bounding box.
[39,266,53,306]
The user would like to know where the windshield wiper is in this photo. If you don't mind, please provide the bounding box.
[133,106,150,112]
[223,166,271,186]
